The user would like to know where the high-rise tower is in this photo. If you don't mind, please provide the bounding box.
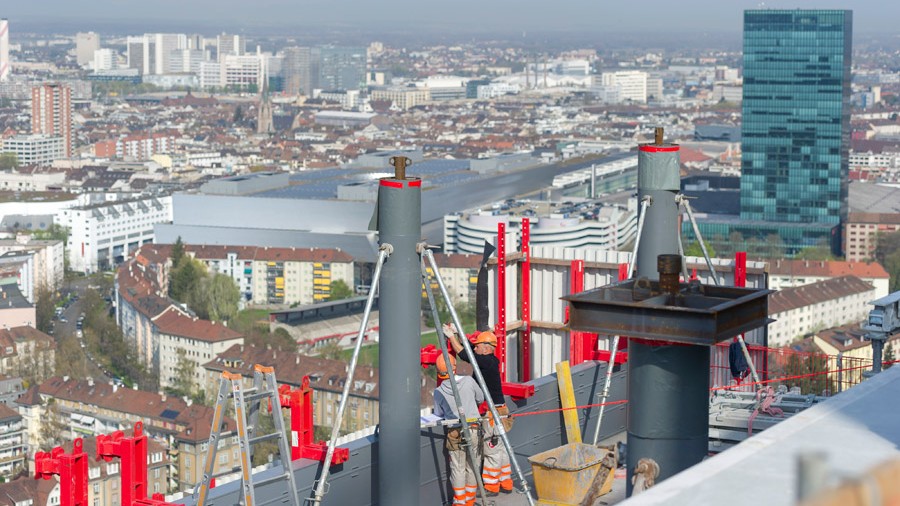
[32,83,73,158]
[0,19,9,81]
[740,10,852,246]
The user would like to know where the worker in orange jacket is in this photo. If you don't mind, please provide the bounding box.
[443,324,514,496]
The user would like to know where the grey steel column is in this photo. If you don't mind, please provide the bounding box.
[626,131,710,495]
[377,157,421,506]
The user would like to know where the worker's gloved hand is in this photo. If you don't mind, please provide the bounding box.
[442,323,457,338]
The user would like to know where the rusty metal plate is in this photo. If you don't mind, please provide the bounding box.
[562,280,771,346]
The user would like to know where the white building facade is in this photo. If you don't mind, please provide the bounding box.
[57,194,173,273]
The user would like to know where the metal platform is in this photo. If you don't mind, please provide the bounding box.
[563,279,771,346]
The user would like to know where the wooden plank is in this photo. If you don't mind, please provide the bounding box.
[555,360,582,443]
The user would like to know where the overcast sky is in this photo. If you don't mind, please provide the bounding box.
[4,0,894,34]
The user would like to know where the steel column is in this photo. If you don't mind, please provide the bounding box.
[497,222,507,381]
[626,135,710,495]
[570,260,585,365]
[377,157,421,506]
[521,217,532,382]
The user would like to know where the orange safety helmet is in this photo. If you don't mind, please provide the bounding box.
[474,331,498,347]
[436,353,456,379]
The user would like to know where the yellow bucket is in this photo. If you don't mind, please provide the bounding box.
[528,443,615,505]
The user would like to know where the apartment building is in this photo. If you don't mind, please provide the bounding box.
[31,84,72,158]
[370,87,431,110]
[154,306,244,390]
[202,344,436,434]
[768,276,877,347]
[1,135,65,166]
[768,259,891,300]
[428,253,481,303]
[33,376,237,493]
[0,404,24,480]
[247,247,354,306]
[0,326,55,384]
[0,236,65,293]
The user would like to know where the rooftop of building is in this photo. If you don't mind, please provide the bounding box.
[37,376,234,443]
[153,306,243,343]
[768,258,890,279]
[849,181,900,214]
[769,275,876,315]
[203,343,436,406]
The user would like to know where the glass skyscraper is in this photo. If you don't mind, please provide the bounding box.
[740,10,852,227]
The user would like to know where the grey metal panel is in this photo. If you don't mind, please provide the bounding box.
[179,361,627,506]
[154,224,380,262]
[171,193,376,233]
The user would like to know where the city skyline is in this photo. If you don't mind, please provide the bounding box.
[2,1,896,34]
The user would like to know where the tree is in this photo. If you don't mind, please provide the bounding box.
[170,348,197,398]
[317,342,344,360]
[190,273,240,322]
[35,285,57,333]
[874,230,900,291]
[328,279,354,301]
[233,105,244,123]
[885,342,896,370]
[169,257,205,302]
[684,240,716,259]
[39,399,69,451]
[171,237,185,269]
[0,152,18,170]
[795,238,837,261]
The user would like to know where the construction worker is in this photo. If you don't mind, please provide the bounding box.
[443,324,514,496]
[433,353,484,506]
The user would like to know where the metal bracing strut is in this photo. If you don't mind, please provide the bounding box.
[195,366,300,506]
[309,244,391,505]
[677,194,760,388]
[423,248,537,506]
[419,244,490,505]
[591,334,620,446]
[626,196,652,279]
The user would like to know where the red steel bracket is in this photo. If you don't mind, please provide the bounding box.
[35,439,88,506]
[96,421,176,506]
[502,382,535,400]
[279,377,349,465]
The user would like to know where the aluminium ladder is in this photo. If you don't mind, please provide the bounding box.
[195,365,300,506]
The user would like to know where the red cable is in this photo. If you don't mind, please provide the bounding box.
[508,361,890,419]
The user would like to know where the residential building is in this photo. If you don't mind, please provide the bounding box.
[93,132,178,160]
[167,48,206,74]
[317,46,366,91]
[845,212,900,262]
[369,87,431,110]
[35,376,236,493]
[216,33,245,61]
[282,46,318,95]
[248,247,355,305]
[126,36,154,75]
[0,284,34,330]
[768,275,876,347]
[600,71,649,103]
[75,32,100,67]
[0,19,8,82]
[149,33,187,75]
[0,404,24,480]
[428,253,481,303]
[0,326,54,384]
[803,323,900,387]
[56,194,173,273]
[202,344,436,435]
[0,475,52,504]
[0,236,66,293]
[31,83,73,158]
[0,376,23,406]
[1,135,65,166]
[767,259,890,299]
[222,54,266,89]
[154,306,244,390]
[92,48,118,71]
